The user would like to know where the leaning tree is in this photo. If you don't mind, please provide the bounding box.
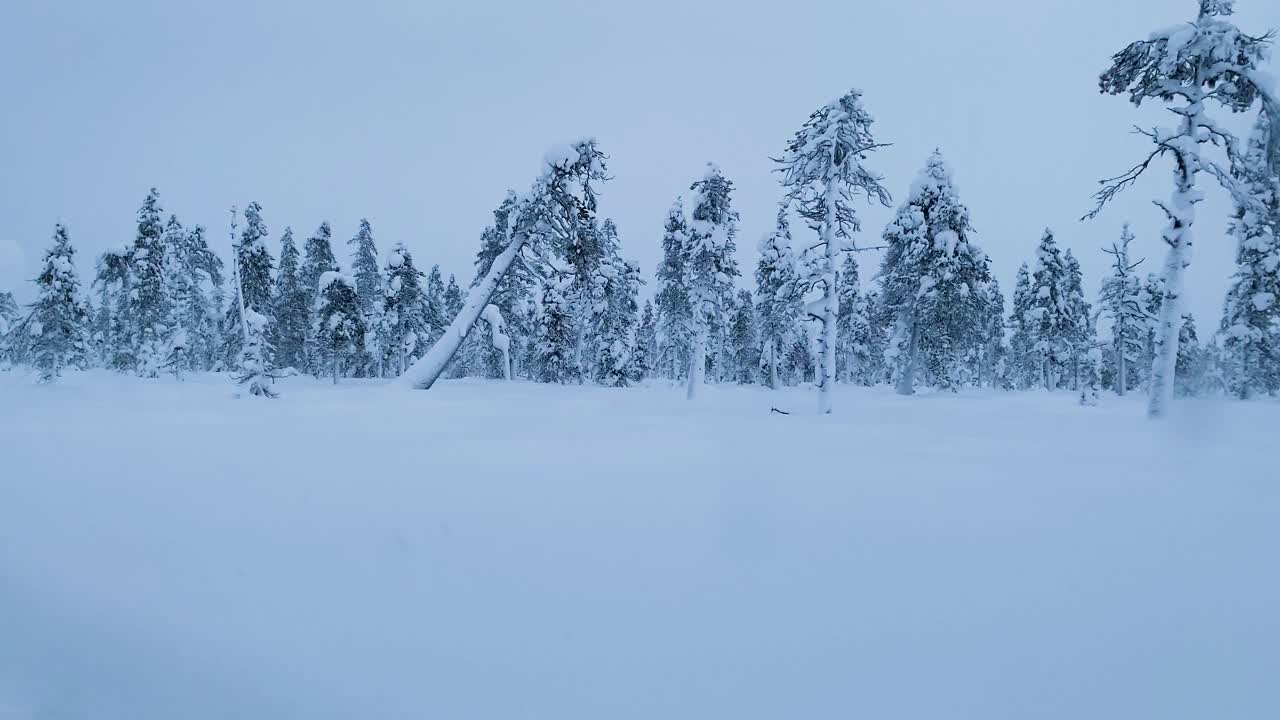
[399,139,608,390]
[1085,0,1274,417]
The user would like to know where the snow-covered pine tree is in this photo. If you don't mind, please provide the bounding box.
[223,203,274,366]
[633,299,657,382]
[381,243,429,376]
[1100,224,1149,395]
[775,89,892,412]
[470,194,534,378]
[1089,0,1273,417]
[1221,110,1280,398]
[1027,229,1069,390]
[400,140,610,390]
[879,151,989,394]
[315,271,366,383]
[131,190,169,377]
[300,221,337,375]
[28,224,88,381]
[272,227,308,372]
[681,165,740,400]
[754,208,801,389]
[655,198,693,382]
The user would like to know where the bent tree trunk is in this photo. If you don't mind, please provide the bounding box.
[399,232,529,390]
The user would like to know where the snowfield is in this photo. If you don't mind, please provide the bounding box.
[1,372,1278,719]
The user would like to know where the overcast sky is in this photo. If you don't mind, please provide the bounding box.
[2,0,1278,326]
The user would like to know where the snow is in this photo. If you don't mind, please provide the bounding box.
[318,270,353,292]
[1,372,1277,719]
[543,143,580,171]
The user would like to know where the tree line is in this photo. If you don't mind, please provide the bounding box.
[2,0,1276,414]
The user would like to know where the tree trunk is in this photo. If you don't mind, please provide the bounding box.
[895,320,917,396]
[768,341,779,390]
[1147,151,1194,419]
[333,338,339,385]
[1116,340,1126,397]
[686,322,706,400]
[817,179,838,414]
[400,231,529,389]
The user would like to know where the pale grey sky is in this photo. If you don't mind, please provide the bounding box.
[2,0,1277,327]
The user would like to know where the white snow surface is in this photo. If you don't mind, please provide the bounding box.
[1,372,1277,719]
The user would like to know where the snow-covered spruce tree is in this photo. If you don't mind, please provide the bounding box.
[381,243,428,376]
[154,223,222,373]
[879,151,989,394]
[348,219,382,375]
[592,257,642,387]
[93,246,135,371]
[1060,249,1093,390]
[0,291,19,367]
[1221,110,1280,398]
[348,219,382,319]
[853,289,887,386]
[1006,263,1038,389]
[272,227,308,372]
[655,198,693,381]
[1176,313,1207,395]
[727,289,760,384]
[223,203,274,370]
[399,139,610,390]
[159,217,193,379]
[681,164,740,400]
[131,190,169,377]
[27,224,88,381]
[300,221,337,375]
[977,278,1007,388]
[1079,314,1103,407]
[422,264,447,346]
[775,89,892,412]
[1088,0,1273,417]
[1100,224,1150,395]
[532,276,579,383]
[754,208,801,389]
[835,253,861,383]
[316,271,366,383]
[1027,229,1069,390]
[633,299,658,382]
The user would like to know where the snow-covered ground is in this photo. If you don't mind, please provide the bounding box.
[1,371,1277,719]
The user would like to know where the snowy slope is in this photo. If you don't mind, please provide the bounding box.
[1,372,1277,719]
